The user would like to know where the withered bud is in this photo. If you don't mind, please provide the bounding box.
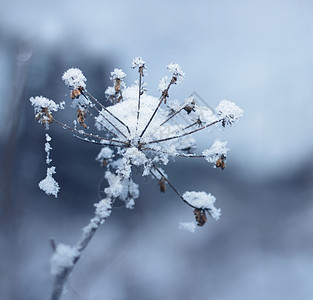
[71,87,82,99]
[77,109,87,129]
[117,95,123,103]
[215,154,226,170]
[162,90,169,104]
[194,208,207,226]
[139,66,144,76]
[102,159,108,168]
[36,107,53,125]
[159,178,166,193]
[114,79,121,93]
[183,100,195,114]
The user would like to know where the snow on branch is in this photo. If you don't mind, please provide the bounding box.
[30,56,242,299]
[62,68,87,89]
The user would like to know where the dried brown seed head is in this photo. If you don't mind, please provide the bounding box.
[194,208,207,226]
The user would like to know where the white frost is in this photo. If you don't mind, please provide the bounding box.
[29,96,60,113]
[94,198,112,219]
[110,68,126,81]
[38,166,60,198]
[167,63,185,79]
[62,68,87,89]
[50,243,79,276]
[158,75,171,92]
[179,221,197,233]
[132,57,145,69]
[96,147,114,161]
[203,139,229,164]
[216,100,243,126]
[183,191,221,220]
[45,134,52,164]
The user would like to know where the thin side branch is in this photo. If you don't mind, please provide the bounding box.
[152,164,197,209]
[82,90,131,135]
[139,77,176,139]
[85,108,118,137]
[74,135,128,147]
[53,118,127,146]
[92,104,128,139]
[142,118,222,146]
[142,147,205,158]
[50,216,104,300]
[159,105,186,126]
[136,68,143,127]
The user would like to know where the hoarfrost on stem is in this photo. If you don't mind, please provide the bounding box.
[50,243,80,276]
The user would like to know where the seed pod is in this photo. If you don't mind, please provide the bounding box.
[71,88,82,99]
[194,208,207,226]
[215,154,226,170]
[77,109,87,128]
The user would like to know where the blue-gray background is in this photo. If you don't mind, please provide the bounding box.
[1,1,313,299]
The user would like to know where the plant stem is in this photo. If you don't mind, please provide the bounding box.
[139,77,175,139]
[143,118,222,146]
[50,212,110,299]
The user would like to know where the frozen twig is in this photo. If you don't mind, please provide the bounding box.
[50,199,112,300]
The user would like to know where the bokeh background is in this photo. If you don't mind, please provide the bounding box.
[1,0,313,299]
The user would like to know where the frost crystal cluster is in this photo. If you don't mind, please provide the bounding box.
[30,57,243,230]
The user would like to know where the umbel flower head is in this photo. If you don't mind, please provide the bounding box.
[30,57,243,230]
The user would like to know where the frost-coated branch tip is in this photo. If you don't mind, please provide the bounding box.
[62,68,87,89]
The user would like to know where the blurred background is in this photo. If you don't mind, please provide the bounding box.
[1,0,313,299]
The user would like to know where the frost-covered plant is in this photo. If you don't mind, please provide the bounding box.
[30,57,242,299]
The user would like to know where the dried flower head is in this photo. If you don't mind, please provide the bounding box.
[30,58,243,230]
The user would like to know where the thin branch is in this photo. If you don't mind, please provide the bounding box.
[136,68,143,128]
[152,164,197,209]
[183,120,200,131]
[142,147,205,158]
[191,91,215,113]
[53,118,127,146]
[142,118,222,146]
[73,135,128,147]
[91,104,128,139]
[85,108,118,137]
[82,90,131,135]
[50,213,106,300]
[159,102,190,126]
[139,77,176,139]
